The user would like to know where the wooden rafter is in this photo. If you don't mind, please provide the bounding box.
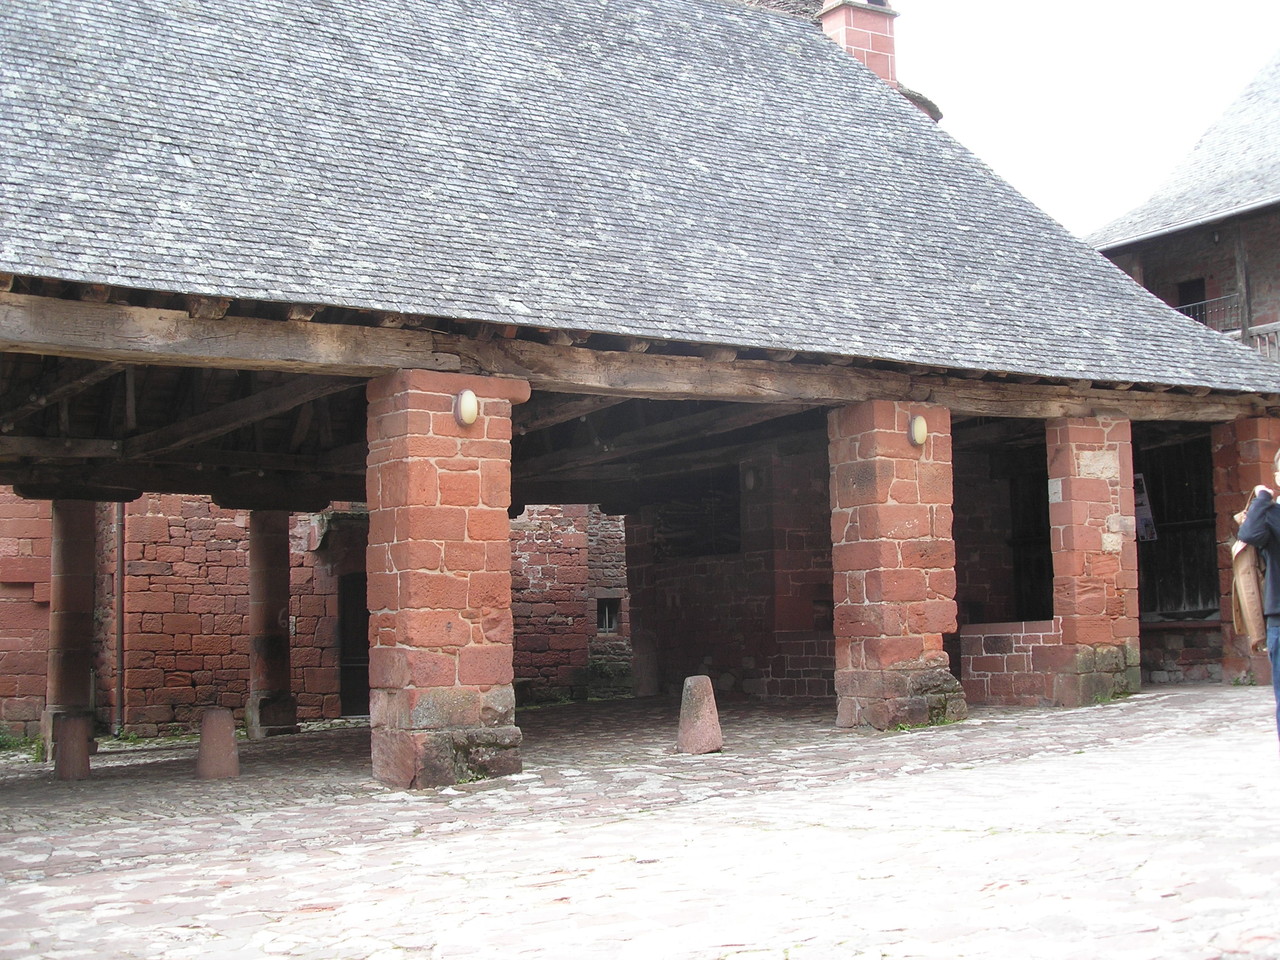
[514,394,629,434]
[0,358,126,432]
[123,375,363,459]
[514,402,815,480]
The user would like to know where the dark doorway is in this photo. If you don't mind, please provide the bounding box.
[1134,432,1218,619]
[338,572,370,716]
[1176,278,1206,308]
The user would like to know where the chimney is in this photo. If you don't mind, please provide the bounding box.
[818,1,899,88]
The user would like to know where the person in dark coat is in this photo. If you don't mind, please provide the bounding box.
[1237,450,1280,739]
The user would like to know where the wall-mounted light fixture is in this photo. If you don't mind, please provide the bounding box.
[454,389,479,426]
[908,415,928,446]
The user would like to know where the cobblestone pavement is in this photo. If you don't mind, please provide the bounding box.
[2,684,1279,959]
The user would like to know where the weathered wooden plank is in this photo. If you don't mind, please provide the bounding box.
[0,293,461,377]
[1,293,1274,421]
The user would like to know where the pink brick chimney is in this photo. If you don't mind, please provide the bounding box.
[819,0,899,88]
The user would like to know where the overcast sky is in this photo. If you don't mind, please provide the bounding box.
[892,1,1280,239]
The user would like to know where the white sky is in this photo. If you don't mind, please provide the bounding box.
[892,1,1280,238]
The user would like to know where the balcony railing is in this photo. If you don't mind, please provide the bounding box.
[1176,294,1241,332]
[1236,321,1280,362]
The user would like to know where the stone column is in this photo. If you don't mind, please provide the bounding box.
[42,499,97,762]
[828,400,966,730]
[365,369,530,788]
[246,510,298,738]
[1212,417,1280,683]
[1043,417,1140,704]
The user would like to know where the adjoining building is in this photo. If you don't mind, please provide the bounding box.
[1093,49,1280,687]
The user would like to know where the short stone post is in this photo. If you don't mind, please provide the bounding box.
[195,707,240,780]
[52,712,92,781]
[676,675,723,754]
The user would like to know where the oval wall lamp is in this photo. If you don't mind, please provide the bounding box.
[908,415,928,446]
[454,389,479,426]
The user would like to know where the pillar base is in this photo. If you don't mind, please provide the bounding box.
[246,693,299,740]
[835,666,967,730]
[372,725,523,789]
[40,706,96,763]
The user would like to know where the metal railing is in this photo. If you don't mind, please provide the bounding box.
[1176,294,1242,332]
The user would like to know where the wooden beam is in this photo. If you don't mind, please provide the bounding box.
[123,375,362,459]
[514,394,629,434]
[514,402,814,480]
[445,334,1275,421]
[0,293,461,377]
[1,293,1273,422]
[0,359,126,432]
[0,437,122,459]
[0,461,365,503]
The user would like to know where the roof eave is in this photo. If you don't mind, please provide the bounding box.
[1095,194,1280,252]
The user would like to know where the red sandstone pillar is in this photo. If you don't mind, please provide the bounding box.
[246,510,298,738]
[42,499,97,762]
[1212,417,1280,683]
[1044,417,1140,705]
[366,370,530,788]
[828,400,966,729]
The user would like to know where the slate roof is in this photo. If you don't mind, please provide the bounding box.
[1092,50,1280,250]
[1,0,1276,394]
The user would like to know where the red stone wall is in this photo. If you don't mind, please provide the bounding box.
[509,504,631,704]
[0,490,50,736]
[625,439,833,698]
[587,506,632,697]
[959,619,1059,705]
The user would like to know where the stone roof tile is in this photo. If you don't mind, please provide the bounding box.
[1,0,1276,394]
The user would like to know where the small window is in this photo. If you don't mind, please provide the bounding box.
[597,598,621,634]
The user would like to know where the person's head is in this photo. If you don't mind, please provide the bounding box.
[1273,448,1280,485]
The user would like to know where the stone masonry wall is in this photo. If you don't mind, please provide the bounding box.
[625,440,833,699]
[1,487,632,736]
[0,489,50,736]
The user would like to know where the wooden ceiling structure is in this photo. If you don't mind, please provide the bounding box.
[2,276,1277,514]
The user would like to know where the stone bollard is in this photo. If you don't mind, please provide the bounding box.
[195,707,240,780]
[676,675,723,754]
[52,712,92,781]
